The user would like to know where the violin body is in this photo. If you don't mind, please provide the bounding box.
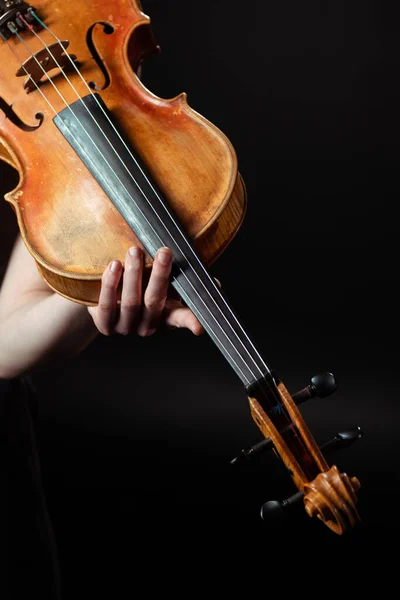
[0,0,246,304]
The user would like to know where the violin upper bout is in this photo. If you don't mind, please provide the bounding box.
[303,465,361,535]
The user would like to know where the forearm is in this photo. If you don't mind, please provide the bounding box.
[0,291,99,379]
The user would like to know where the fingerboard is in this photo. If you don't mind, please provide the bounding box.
[54,94,276,395]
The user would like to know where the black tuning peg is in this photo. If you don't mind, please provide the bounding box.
[320,426,363,453]
[260,491,304,523]
[260,425,363,524]
[292,372,337,405]
[230,436,274,465]
[231,372,338,465]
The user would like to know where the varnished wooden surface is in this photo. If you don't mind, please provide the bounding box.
[304,466,360,535]
[0,0,247,304]
[249,381,361,534]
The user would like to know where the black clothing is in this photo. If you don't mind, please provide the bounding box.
[3,376,61,600]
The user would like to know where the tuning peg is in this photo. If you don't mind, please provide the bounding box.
[230,424,362,466]
[260,491,304,523]
[231,372,339,465]
[292,372,337,405]
[230,437,274,465]
[320,426,363,453]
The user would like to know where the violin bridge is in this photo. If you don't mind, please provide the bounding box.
[15,41,78,93]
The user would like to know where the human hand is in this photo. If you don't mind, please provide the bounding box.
[87,246,204,337]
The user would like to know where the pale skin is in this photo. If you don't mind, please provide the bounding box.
[0,234,204,380]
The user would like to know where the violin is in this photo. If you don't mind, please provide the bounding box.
[0,0,362,534]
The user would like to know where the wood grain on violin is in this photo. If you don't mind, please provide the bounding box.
[0,0,361,534]
[0,0,246,304]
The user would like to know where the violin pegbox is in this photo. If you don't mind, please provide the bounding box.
[233,372,363,534]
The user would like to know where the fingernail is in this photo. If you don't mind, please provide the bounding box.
[110,260,120,273]
[129,247,140,257]
[157,249,172,266]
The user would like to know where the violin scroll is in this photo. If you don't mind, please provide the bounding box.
[303,466,361,534]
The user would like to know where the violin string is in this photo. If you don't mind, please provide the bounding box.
[2,25,308,448]
[2,28,258,391]
[26,29,286,399]
[28,14,280,392]
[4,25,303,445]
[3,29,314,474]
[0,32,57,115]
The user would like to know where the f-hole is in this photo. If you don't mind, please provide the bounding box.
[86,21,114,91]
[0,97,43,131]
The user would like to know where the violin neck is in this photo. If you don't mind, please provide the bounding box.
[170,262,275,393]
[54,93,276,394]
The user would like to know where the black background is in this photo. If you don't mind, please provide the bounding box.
[2,0,400,594]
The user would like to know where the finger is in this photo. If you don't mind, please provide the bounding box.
[164,300,204,335]
[89,260,122,335]
[114,247,144,335]
[137,247,172,336]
